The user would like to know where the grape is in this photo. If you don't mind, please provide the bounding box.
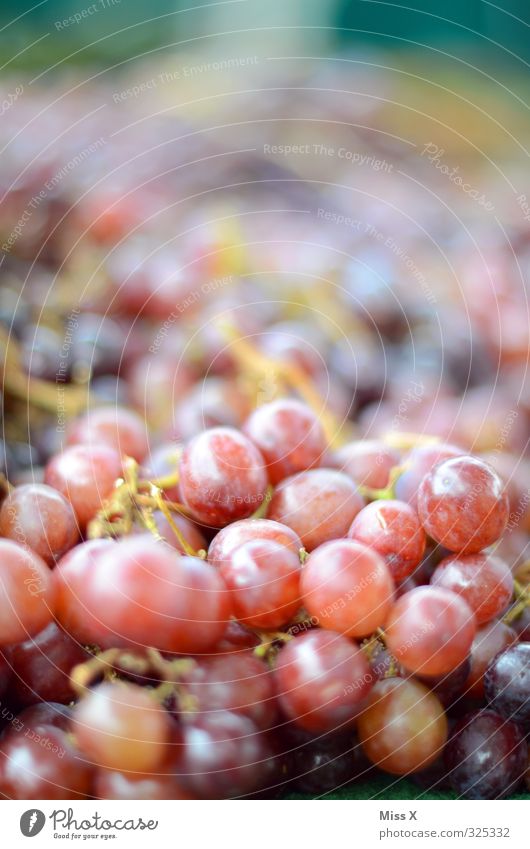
[288,728,370,794]
[243,398,326,484]
[267,468,364,551]
[68,312,125,378]
[333,440,400,490]
[171,378,251,441]
[208,518,302,568]
[0,652,11,699]
[348,499,426,582]
[385,586,476,676]
[53,538,115,642]
[172,711,271,798]
[0,724,92,799]
[301,540,394,637]
[273,630,373,733]
[418,657,471,708]
[445,710,527,798]
[147,510,207,554]
[67,406,149,462]
[357,678,448,775]
[213,619,261,654]
[484,643,530,725]
[220,539,302,629]
[510,606,530,642]
[72,682,171,771]
[431,553,513,624]
[141,441,182,501]
[394,442,464,507]
[179,427,268,527]
[466,620,516,698]
[44,444,123,529]
[181,651,278,729]
[0,483,79,566]
[54,536,231,653]
[5,621,88,707]
[16,702,72,732]
[0,539,56,645]
[95,768,194,800]
[417,455,509,553]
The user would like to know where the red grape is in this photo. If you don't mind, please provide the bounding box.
[220,539,301,629]
[179,427,268,527]
[394,442,464,507]
[358,678,448,775]
[268,468,364,551]
[445,710,527,798]
[67,405,149,462]
[333,439,400,490]
[208,518,302,568]
[385,586,476,676]
[301,539,394,637]
[243,398,326,484]
[73,681,171,771]
[54,536,231,653]
[0,484,79,566]
[418,455,509,553]
[484,643,530,725]
[273,630,373,732]
[348,499,426,582]
[44,444,123,529]
[0,724,92,799]
[95,768,194,800]
[0,539,56,645]
[466,619,516,698]
[431,552,513,625]
[5,621,88,707]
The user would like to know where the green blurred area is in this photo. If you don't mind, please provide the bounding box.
[0,0,529,71]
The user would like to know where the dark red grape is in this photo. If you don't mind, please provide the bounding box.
[445,710,527,798]
[484,643,530,726]
[466,619,516,698]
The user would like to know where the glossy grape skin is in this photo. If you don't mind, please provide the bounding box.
[0,539,56,646]
[484,643,530,725]
[418,455,509,554]
[273,630,373,733]
[385,587,476,676]
[172,711,271,799]
[394,442,465,507]
[0,724,92,799]
[147,510,207,555]
[301,540,394,638]
[243,399,326,484]
[288,728,370,794]
[267,469,364,551]
[179,427,268,528]
[348,500,426,582]
[66,406,149,462]
[73,682,171,772]
[0,484,79,566]
[95,768,194,800]
[445,710,527,799]
[431,553,513,625]
[44,444,123,529]
[208,518,302,568]
[220,539,302,629]
[54,536,231,654]
[333,440,400,490]
[181,651,278,729]
[5,621,88,707]
[466,620,516,698]
[358,678,448,775]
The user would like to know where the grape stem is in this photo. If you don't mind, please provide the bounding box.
[503,579,530,623]
[357,464,408,501]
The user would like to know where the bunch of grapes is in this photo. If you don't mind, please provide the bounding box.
[0,68,529,802]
